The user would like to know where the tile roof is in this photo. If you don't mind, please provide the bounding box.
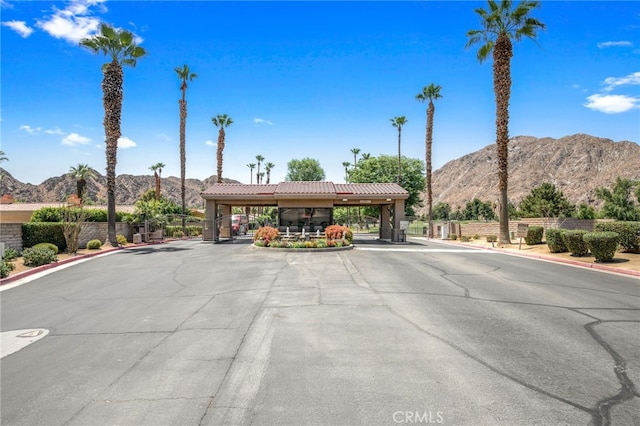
[201,182,408,199]
[275,181,335,194]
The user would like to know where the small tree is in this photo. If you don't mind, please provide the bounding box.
[62,206,87,255]
[595,177,640,221]
[518,183,576,218]
[285,158,326,181]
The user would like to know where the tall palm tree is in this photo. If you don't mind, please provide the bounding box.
[265,162,275,184]
[416,83,443,238]
[390,116,408,185]
[0,150,7,163]
[247,163,256,184]
[467,0,544,244]
[211,114,233,183]
[80,23,146,246]
[69,163,94,203]
[350,148,360,168]
[175,64,198,233]
[342,161,351,183]
[255,154,265,183]
[149,162,165,200]
[361,153,371,161]
[258,172,265,185]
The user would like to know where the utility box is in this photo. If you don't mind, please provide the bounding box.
[441,224,449,239]
[133,233,142,244]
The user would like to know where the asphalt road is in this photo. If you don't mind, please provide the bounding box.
[1,238,639,426]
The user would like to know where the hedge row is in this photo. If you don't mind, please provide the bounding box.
[594,221,640,253]
[21,223,67,252]
[30,207,127,223]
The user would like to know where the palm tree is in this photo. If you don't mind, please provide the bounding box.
[149,162,165,200]
[416,83,443,238]
[255,154,265,183]
[174,64,198,233]
[80,23,146,246]
[467,0,544,244]
[265,162,275,184]
[0,150,7,163]
[247,163,256,184]
[258,172,265,185]
[350,148,360,168]
[390,116,408,185]
[69,164,94,203]
[342,161,351,183]
[211,114,234,183]
[361,153,371,161]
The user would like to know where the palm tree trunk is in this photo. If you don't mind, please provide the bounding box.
[426,101,434,238]
[494,33,513,244]
[216,128,225,183]
[179,99,187,234]
[102,59,123,246]
[154,172,160,201]
[397,128,402,185]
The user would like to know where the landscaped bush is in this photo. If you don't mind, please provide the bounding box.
[166,226,202,238]
[545,228,568,253]
[460,236,472,242]
[584,231,620,262]
[86,239,102,250]
[450,234,457,240]
[562,230,589,256]
[2,248,20,262]
[116,234,128,246]
[524,226,544,245]
[33,242,59,255]
[253,226,279,246]
[594,221,640,253]
[324,225,352,242]
[486,235,497,243]
[1,261,15,278]
[22,246,57,267]
[22,223,67,252]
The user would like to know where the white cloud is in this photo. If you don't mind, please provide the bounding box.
[584,94,639,114]
[205,140,215,147]
[603,71,640,92]
[2,20,34,37]
[36,0,106,43]
[45,128,65,135]
[117,136,136,149]
[597,41,633,49]
[254,118,273,126]
[19,125,42,134]
[62,133,91,146]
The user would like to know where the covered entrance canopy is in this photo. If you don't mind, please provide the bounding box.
[200,181,409,242]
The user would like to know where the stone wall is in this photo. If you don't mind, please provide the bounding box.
[448,218,601,239]
[0,223,133,251]
[0,223,23,251]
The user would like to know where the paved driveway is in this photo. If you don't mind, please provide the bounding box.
[1,238,639,425]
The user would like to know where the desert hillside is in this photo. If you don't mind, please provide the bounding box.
[417,133,640,215]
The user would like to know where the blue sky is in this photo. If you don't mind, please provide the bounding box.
[1,0,639,186]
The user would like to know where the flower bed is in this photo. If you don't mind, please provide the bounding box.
[253,225,353,250]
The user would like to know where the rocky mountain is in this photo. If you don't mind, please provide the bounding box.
[2,134,638,212]
[0,169,238,207]
[419,133,640,215]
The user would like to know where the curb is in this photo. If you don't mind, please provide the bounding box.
[423,238,640,278]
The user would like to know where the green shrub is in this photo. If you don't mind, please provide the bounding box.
[473,234,481,240]
[460,236,472,242]
[86,239,102,250]
[30,207,126,223]
[1,261,15,278]
[33,242,59,254]
[545,228,568,253]
[2,248,20,261]
[486,235,497,243]
[116,234,128,246]
[562,230,589,256]
[22,223,67,251]
[524,226,544,245]
[584,232,620,262]
[594,221,640,253]
[450,234,457,240]
[22,247,57,267]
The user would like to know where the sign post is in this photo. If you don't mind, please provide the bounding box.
[517,223,529,250]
